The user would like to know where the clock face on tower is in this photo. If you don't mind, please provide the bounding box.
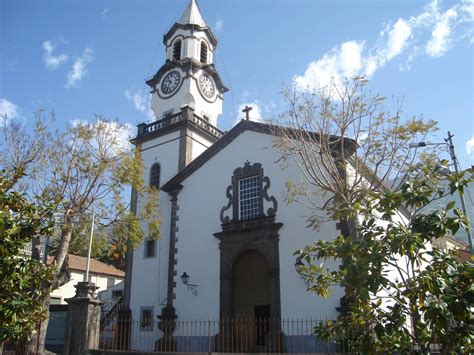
[160,70,181,95]
[198,73,215,99]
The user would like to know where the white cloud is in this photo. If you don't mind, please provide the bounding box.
[386,19,412,60]
[66,48,94,88]
[294,40,365,91]
[0,98,19,126]
[0,98,18,118]
[426,8,458,56]
[294,0,473,93]
[125,89,155,121]
[42,40,68,69]
[236,102,263,124]
[215,19,223,32]
[466,136,474,157]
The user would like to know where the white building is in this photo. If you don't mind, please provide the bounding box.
[124,0,362,351]
[50,254,124,304]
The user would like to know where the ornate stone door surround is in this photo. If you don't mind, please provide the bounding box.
[215,161,283,320]
[214,216,283,320]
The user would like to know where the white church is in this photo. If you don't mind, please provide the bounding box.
[122,0,348,352]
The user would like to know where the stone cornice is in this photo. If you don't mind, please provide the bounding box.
[163,23,217,47]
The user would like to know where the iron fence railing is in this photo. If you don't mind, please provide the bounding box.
[98,317,347,353]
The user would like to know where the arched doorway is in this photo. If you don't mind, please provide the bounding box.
[231,250,270,347]
[214,216,284,351]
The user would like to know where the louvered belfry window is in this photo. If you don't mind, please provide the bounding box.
[150,163,161,189]
[173,40,181,61]
[200,42,208,63]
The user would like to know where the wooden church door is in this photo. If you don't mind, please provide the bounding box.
[231,250,271,349]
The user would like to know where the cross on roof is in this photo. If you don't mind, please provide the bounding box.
[242,105,253,121]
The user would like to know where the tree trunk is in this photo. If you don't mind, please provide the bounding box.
[26,229,72,354]
[25,296,51,354]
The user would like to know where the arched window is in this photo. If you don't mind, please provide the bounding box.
[172,40,181,61]
[150,163,161,189]
[200,42,208,63]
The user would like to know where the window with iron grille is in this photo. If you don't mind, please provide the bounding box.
[140,307,154,331]
[200,42,208,63]
[173,40,181,61]
[239,175,261,220]
[150,163,160,189]
[220,162,278,225]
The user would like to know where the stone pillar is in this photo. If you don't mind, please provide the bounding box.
[63,282,103,355]
[155,305,177,352]
[137,123,147,136]
[180,105,194,121]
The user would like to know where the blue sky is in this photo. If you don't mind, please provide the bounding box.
[1,0,473,170]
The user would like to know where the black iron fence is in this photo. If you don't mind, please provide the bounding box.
[98,317,347,353]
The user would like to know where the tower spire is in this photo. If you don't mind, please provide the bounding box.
[178,0,206,27]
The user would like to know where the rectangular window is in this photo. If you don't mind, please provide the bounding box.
[144,239,156,258]
[239,175,261,220]
[140,307,154,331]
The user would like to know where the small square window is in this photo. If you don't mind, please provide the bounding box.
[140,307,154,331]
[144,239,156,258]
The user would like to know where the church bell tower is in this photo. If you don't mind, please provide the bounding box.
[125,0,228,330]
[134,0,228,174]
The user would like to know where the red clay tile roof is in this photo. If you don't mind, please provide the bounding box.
[67,254,125,278]
[456,249,471,263]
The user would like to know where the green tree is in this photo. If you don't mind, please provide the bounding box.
[275,78,473,352]
[0,113,160,351]
[0,168,55,350]
[296,168,474,353]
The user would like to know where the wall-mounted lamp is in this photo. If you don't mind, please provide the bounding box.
[294,258,310,287]
[180,272,198,296]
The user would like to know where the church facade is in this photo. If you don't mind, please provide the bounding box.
[124,0,345,350]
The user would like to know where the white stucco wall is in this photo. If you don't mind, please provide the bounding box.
[130,129,346,347]
[190,130,213,160]
[141,130,181,185]
[50,270,123,304]
[172,131,343,321]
